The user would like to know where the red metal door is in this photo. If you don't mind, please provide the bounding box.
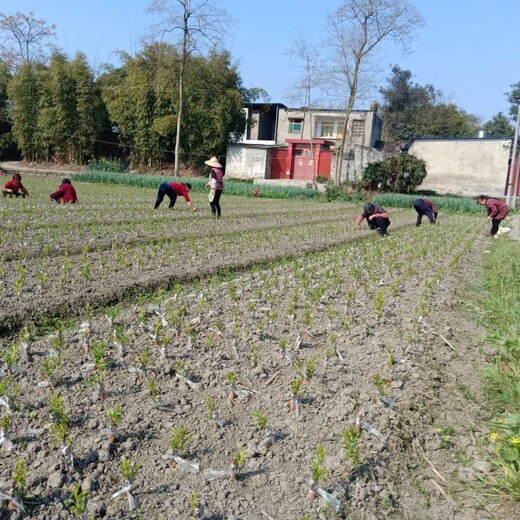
[317,150,332,179]
[270,149,287,179]
[293,148,315,180]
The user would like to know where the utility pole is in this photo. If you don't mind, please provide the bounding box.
[506,103,520,207]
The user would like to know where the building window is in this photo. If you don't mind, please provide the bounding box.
[352,119,364,136]
[319,122,335,138]
[289,119,303,133]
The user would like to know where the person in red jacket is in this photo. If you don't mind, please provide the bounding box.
[154,181,197,211]
[50,178,78,204]
[476,195,510,237]
[355,202,390,236]
[413,198,438,226]
[2,173,29,198]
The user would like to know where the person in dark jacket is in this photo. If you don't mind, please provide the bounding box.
[475,195,509,237]
[2,173,29,197]
[204,156,224,218]
[413,198,438,226]
[154,181,197,211]
[50,178,78,204]
[354,203,390,236]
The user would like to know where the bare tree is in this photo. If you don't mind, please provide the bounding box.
[0,11,56,69]
[147,0,232,176]
[286,33,326,188]
[328,0,423,185]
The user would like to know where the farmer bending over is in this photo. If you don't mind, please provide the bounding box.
[50,178,77,204]
[154,181,197,211]
[2,173,29,198]
[475,195,509,237]
[413,198,437,226]
[355,203,390,236]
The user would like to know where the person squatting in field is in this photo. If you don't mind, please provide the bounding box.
[1,173,29,198]
[50,178,78,204]
[204,156,224,218]
[355,203,391,236]
[413,198,438,226]
[475,195,509,237]
[154,181,197,212]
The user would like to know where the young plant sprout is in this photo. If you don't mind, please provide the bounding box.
[251,411,268,430]
[190,491,204,520]
[289,379,302,417]
[373,374,389,396]
[308,444,327,500]
[41,355,62,387]
[1,414,14,452]
[295,355,319,384]
[50,393,69,426]
[174,360,200,390]
[0,460,29,512]
[106,404,123,443]
[341,427,363,469]
[112,457,141,512]
[113,325,130,358]
[306,445,341,512]
[148,377,159,404]
[50,421,74,468]
[169,426,190,457]
[19,326,32,361]
[249,343,259,368]
[231,448,248,480]
[226,371,238,399]
[161,427,200,473]
[204,393,223,429]
[104,304,120,326]
[2,343,21,376]
[65,483,88,519]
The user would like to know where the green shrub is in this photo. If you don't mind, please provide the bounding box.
[324,183,364,202]
[316,174,328,184]
[87,158,127,173]
[362,154,427,193]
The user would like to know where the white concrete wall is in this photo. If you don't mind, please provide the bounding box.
[225,145,269,180]
[408,139,511,196]
[332,146,388,183]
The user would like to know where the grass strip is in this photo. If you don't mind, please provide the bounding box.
[372,193,485,214]
[479,238,520,501]
[72,171,322,200]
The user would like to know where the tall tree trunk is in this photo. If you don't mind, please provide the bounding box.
[174,0,190,177]
[334,57,360,186]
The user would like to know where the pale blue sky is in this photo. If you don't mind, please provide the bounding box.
[4,0,520,122]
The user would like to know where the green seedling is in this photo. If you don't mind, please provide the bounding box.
[311,444,327,484]
[65,483,88,517]
[12,459,29,495]
[120,457,141,483]
[296,355,319,383]
[341,427,363,469]
[148,377,159,403]
[278,337,289,353]
[50,421,69,447]
[50,393,69,425]
[373,374,389,395]
[3,343,21,373]
[251,411,268,430]
[107,404,123,428]
[249,343,259,368]
[204,393,216,419]
[169,426,190,456]
[92,341,107,372]
[231,448,247,479]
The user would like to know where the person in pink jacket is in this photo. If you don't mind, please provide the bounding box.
[475,195,510,237]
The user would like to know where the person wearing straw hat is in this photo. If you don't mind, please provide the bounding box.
[204,156,224,218]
